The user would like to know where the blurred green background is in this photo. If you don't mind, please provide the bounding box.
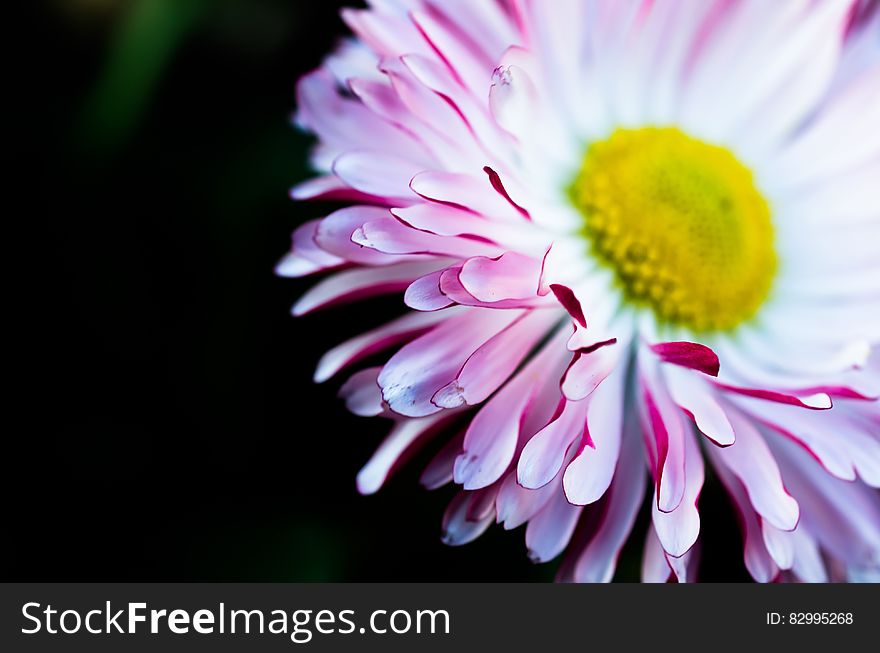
[11,0,748,582]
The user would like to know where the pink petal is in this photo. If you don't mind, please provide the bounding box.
[379,55,485,165]
[563,364,627,505]
[379,308,521,417]
[293,261,439,316]
[489,63,539,138]
[454,334,569,490]
[352,215,501,258]
[483,166,531,220]
[640,356,688,514]
[400,52,511,159]
[712,407,800,531]
[409,9,497,101]
[566,319,620,352]
[404,269,454,311]
[296,67,423,167]
[315,309,455,383]
[762,523,795,571]
[709,450,780,583]
[332,150,422,200]
[289,175,380,203]
[518,397,586,490]
[391,204,543,252]
[275,219,345,279]
[651,430,704,559]
[789,528,828,583]
[339,367,385,417]
[495,470,558,530]
[340,8,428,59]
[650,341,720,377]
[560,341,620,402]
[441,490,496,546]
[409,170,523,221]
[433,309,557,408]
[525,490,583,563]
[716,382,832,410]
[641,528,672,583]
[420,431,464,491]
[357,413,448,495]
[549,284,587,328]
[458,252,544,303]
[439,265,545,309]
[769,435,880,568]
[664,365,736,447]
[315,206,405,265]
[731,395,856,481]
[568,427,648,582]
[665,549,693,584]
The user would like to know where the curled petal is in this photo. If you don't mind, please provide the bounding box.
[665,365,736,447]
[433,309,558,408]
[561,341,620,402]
[563,364,627,505]
[549,284,587,328]
[640,356,688,514]
[454,330,570,490]
[651,430,704,559]
[379,308,522,417]
[518,397,585,490]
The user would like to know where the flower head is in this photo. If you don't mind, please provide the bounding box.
[280,0,880,582]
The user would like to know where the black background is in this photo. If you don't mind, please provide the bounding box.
[11,0,746,582]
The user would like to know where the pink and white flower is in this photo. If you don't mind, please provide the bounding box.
[279,0,880,582]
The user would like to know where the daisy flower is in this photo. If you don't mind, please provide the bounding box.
[279,0,880,582]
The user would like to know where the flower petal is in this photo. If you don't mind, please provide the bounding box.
[339,367,385,417]
[518,397,585,490]
[379,308,522,417]
[357,413,449,495]
[525,490,583,563]
[293,261,441,316]
[454,330,570,489]
[433,309,558,408]
[567,425,647,582]
[711,407,800,531]
[664,364,736,447]
[315,309,457,382]
[650,341,721,377]
[650,429,704,559]
[563,363,627,505]
[441,489,496,546]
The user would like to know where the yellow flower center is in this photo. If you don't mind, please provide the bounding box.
[569,127,776,333]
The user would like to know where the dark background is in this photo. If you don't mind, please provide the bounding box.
[11,0,747,582]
